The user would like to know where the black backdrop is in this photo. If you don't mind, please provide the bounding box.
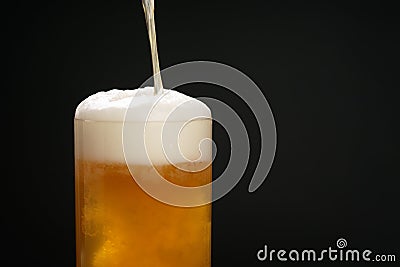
[5,1,399,266]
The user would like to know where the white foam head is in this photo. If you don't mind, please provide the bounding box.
[74,87,212,165]
[75,87,211,121]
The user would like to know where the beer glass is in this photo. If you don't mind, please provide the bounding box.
[74,89,212,266]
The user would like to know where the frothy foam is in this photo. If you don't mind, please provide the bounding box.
[74,87,212,165]
[75,87,211,121]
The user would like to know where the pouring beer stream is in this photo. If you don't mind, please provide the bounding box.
[142,0,163,95]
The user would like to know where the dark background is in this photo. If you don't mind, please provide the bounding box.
[5,0,399,266]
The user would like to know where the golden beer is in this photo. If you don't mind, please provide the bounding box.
[74,89,212,267]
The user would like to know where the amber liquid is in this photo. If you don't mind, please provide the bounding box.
[75,160,211,267]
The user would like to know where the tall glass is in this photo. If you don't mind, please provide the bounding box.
[74,101,212,266]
